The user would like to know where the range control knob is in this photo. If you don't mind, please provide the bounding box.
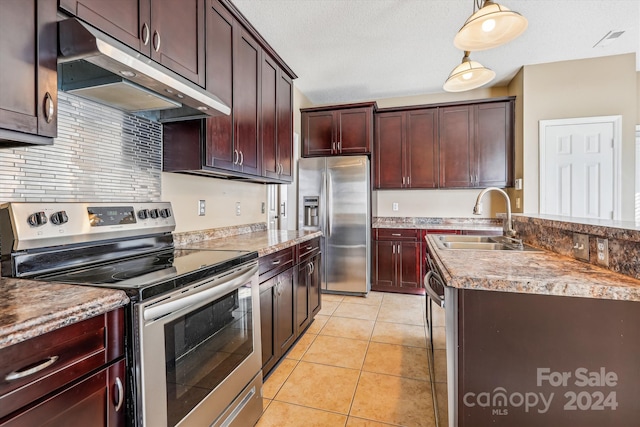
[27,212,48,227]
[149,208,159,219]
[159,208,171,218]
[138,209,150,220]
[50,211,69,225]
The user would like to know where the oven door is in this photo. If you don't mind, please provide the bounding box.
[136,261,261,427]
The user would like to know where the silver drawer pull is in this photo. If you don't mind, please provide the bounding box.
[5,355,59,381]
[391,233,402,236]
[271,260,281,265]
[114,377,124,411]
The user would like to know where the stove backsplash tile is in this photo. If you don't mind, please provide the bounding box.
[0,92,162,203]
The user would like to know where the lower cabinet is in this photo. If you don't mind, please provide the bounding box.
[259,238,322,376]
[260,267,296,375]
[0,308,125,426]
[372,229,423,295]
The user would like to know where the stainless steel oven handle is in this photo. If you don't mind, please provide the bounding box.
[143,263,258,321]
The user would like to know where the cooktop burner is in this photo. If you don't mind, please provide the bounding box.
[38,248,257,301]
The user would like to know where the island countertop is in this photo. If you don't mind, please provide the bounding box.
[177,229,323,256]
[425,234,640,301]
[0,278,129,349]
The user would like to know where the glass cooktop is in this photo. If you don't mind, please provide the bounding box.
[38,248,258,301]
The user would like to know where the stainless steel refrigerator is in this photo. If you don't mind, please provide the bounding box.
[298,156,371,295]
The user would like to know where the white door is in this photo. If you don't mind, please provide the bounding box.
[540,116,621,220]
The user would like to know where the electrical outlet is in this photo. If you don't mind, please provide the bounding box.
[572,233,590,262]
[261,202,265,214]
[392,202,399,211]
[236,202,241,216]
[596,238,609,267]
[198,200,206,216]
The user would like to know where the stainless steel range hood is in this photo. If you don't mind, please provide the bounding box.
[58,18,230,122]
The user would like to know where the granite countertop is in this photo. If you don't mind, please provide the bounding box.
[373,217,503,232]
[0,278,129,350]
[425,235,640,302]
[178,229,323,256]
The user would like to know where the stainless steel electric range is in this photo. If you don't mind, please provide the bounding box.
[0,202,263,427]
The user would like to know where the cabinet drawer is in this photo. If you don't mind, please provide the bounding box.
[374,228,419,241]
[0,308,124,419]
[298,237,320,263]
[259,247,295,282]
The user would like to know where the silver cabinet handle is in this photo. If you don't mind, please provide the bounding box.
[271,259,281,265]
[239,150,244,166]
[310,262,314,275]
[392,244,395,254]
[402,177,405,186]
[5,355,59,381]
[141,23,150,45]
[337,141,341,152]
[114,377,124,412]
[152,31,161,52]
[234,150,239,165]
[391,233,401,236]
[407,176,410,186]
[332,142,336,152]
[43,92,54,123]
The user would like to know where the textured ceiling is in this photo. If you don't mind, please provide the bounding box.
[231,0,640,105]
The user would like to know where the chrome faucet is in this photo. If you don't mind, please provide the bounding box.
[473,187,516,237]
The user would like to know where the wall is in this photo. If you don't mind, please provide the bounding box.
[0,93,162,202]
[517,53,637,220]
[507,67,525,214]
[373,87,510,218]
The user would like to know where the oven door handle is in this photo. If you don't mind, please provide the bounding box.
[143,263,258,321]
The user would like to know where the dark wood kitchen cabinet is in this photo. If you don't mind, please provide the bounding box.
[261,54,294,182]
[0,308,125,426]
[0,0,57,146]
[439,98,514,188]
[301,103,376,157]
[59,0,206,86]
[374,108,438,189]
[372,229,424,295]
[296,237,322,333]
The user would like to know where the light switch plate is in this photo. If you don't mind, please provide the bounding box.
[573,233,590,262]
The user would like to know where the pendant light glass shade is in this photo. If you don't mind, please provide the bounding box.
[454,0,528,51]
[443,52,495,92]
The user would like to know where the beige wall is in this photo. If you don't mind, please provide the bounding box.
[518,53,637,220]
[637,71,640,124]
[161,172,267,233]
[507,68,525,214]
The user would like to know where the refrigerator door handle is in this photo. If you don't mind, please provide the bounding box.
[327,171,333,237]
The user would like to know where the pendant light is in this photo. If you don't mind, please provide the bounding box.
[443,51,495,92]
[454,0,528,51]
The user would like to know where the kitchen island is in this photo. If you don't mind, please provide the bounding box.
[425,234,640,427]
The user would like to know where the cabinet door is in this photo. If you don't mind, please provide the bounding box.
[59,0,149,53]
[204,0,234,171]
[302,111,335,157]
[439,105,474,188]
[0,359,126,427]
[259,285,277,373]
[475,102,514,187]
[233,28,261,175]
[398,241,421,289]
[372,240,396,289]
[375,112,405,189]
[337,108,371,154]
[407,109,438,188]
[276,72,294,181]
[296,262,311,333]
[309,254,322,318]
[0,0,57,142]
[261,54,279,180]
[150,0,205,86]
[275,268,296,355]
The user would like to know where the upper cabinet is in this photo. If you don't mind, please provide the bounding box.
[163,0,296,183]
[59,0,206,86]
[0,0,57,146]
[374,97,514,189]
[375,108,438,189]
[301,103,376,157]
[439,99,514,188]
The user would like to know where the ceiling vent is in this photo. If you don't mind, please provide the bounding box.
[593,30,625,48]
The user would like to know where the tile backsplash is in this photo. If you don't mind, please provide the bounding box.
[0,92,162,202]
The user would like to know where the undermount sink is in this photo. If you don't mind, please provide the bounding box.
[434,235,543,252]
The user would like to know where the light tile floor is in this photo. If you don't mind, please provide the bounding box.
[256,291,436,427]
